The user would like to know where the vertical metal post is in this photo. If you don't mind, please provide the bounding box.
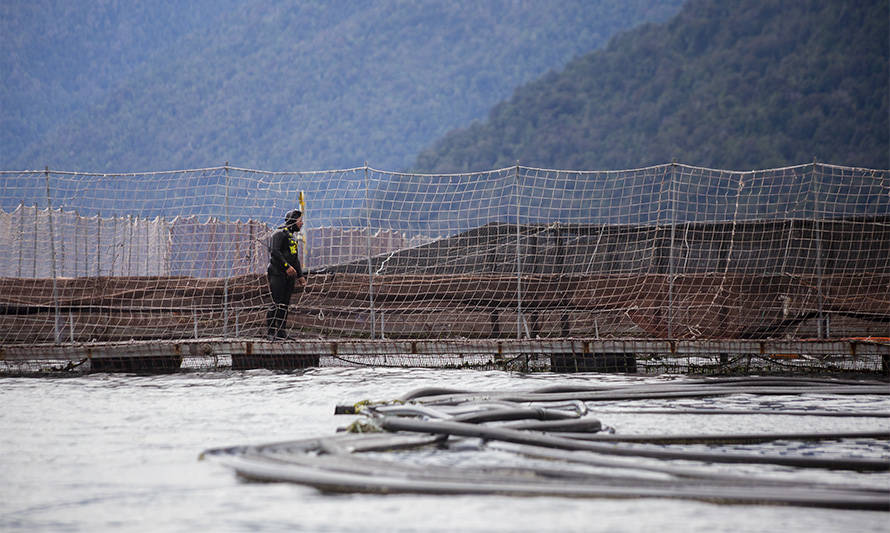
[155,220,160,275]
[59,209,66,277]
[162,219,166,276]
[813,159,825,338]
[44,167,61,343]
[668,163,676,339]
[81,211,87,277]
[17,202,23,277]
[365,164,376,339]
[514,163,523,339]
[97,213,101,276]
[127,215,133,276]
[110,215,117,276]
[32,204,37,278]
[299,189,308,271]
[75,211,80,277]
[143,218,149,275]
[157,221,162,276]
[223,163,230,337]
[247,221,253,272]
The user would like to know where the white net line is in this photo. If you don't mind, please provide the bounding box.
[0,163,887,345]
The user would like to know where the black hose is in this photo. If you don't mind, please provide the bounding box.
[452,407,580,424]
[594,408,890,417]
[208,378,890,510]
[412,385,889,405]
[399,387,471,402]
[380,417,890,472]
[550,429,890,445]
[500,416,603,433]
[222,453,889,511]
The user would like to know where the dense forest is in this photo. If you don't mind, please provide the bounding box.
[1,1,239,166]
[2,1,683,172]
[413,0,890,172]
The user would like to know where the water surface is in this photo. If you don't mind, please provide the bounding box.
[1,368,888,532]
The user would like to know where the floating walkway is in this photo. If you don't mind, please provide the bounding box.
[2,337,889,374]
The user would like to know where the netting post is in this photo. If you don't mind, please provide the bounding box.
[365,164,376,339]
[223,162,230,338]
[299,189,308,271]
[17,202,23,277]
[514,162,524,339]
[127,215,133,276]
[96,212,101,276]
[143,217,148,275]
[44,167,61,343]
[668,162,677,339]
[814,158,825,338]
[75,210,80,277]
[32,204,37,278]
[59,209,66,277]
[82,211,88,277]
[110,215,117,276]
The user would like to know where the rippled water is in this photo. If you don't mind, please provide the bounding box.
[1,368,888,532]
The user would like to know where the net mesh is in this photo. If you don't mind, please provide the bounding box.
[0,163,888,373]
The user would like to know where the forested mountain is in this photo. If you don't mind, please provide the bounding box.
[413,0,890,172]
[1,1,240,167]
[1,1,683,172]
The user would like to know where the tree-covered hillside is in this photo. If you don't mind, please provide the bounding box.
[0,1,241,166]
[2,1,683,172]
[413,0,890,172]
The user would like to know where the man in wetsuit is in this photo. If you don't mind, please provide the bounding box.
[266,209,307,339]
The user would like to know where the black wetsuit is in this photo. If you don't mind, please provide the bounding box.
[266,227,304,338]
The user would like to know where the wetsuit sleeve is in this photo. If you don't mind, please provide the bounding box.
[269,230,288,268]
[285,247,303,277]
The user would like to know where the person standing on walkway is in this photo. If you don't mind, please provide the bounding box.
[266,209,307,339]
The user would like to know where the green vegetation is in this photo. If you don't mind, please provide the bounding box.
[413,0,890,172]
[2,1,683,172]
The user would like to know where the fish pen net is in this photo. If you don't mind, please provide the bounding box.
[0,162,888,374]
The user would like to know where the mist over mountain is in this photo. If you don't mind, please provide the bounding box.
[413,0,890,172]
[2,1,683,172]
